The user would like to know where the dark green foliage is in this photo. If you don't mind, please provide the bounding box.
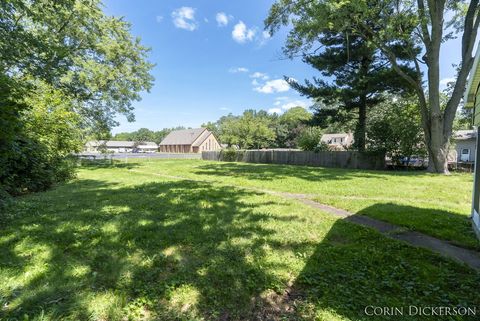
[0,0,153,198]
[367,97,426,163]
[266,1,416,152]
[1,137,77,196]
[220,148,239,162]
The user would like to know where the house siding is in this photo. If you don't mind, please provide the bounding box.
[455,139,477,162]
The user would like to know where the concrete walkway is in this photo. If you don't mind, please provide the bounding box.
[129,169,480,270]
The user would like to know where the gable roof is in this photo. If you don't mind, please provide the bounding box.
[159,128,208,145]
[453,129,477,140]
[137,142,158,148]
[192,129,215,147]
[86,140,135,148]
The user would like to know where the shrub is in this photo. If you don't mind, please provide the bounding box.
[297,127,324,151]
[221,148,238,162]
[0,136,77,196]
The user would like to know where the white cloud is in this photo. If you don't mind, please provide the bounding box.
[254,79,290,94]
[229,67,249,73]
[440,77,455,89]
[258,30,272,46]
[251,79,259,86]
[250,72,269,80]
[280,100,310,110]
[268,99,311,114]
[171,7,198,31]
[232,21,256,44]
[220,107,230,111]
[216,12,232,27]
[268,108,282,114]
[156,15,164,23]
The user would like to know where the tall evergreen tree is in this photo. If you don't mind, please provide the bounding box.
[276,28,414,150]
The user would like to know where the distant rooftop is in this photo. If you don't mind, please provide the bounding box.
[453,129,477,140]
[159,128,209,146]
[86,140,135,148]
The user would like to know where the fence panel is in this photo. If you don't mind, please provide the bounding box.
[202,150,385,170]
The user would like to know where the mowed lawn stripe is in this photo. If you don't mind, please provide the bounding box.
[125,159,478,250]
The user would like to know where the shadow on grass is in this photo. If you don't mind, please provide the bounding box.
[283,217,480,321]
[1,176,479,320]
[0,178,302,320]
[355,203,479,250]
[194,162,432,182]
[79,160,142,170]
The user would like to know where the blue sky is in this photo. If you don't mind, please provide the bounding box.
[104,0,462,134]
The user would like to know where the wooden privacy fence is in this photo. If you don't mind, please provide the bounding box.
[202,149,386,170]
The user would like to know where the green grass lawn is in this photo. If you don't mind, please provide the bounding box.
[129,159,478,250]
[1,159,479,321]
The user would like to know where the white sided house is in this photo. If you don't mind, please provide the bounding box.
[321,133,354,150]
[159,128,221,153]
[452,130,477,163]
[85,140,135,153]
[135,141,159,153]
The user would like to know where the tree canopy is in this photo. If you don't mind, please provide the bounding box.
[266,0,480,173]
[0,0,154,198]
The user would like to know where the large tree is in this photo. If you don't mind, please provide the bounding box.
[266,0,480,173]
[1,0,153,131]
[266,1,415,152]
[275,107,312,147]
[219,110,276,149]
[0,0,153,196]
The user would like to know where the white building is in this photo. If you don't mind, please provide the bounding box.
[320,133,354,149]
[84,140,135,153]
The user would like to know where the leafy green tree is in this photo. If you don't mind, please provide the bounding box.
[131,128,155,142]
[367,96,426,164]
[219,110,276,149]
[0,0,153,198]
[267,0,479,173]
[266,2,414,151]
[276,107,312,147]
[297,127,325,151]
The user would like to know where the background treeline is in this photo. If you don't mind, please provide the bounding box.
[0,0,153,202]
[111,127,187,144]
[202,107,313,149]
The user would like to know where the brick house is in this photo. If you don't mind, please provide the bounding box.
[159,128,221,153]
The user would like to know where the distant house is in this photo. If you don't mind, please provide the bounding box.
[85,140,135,153]
[159,128,221,153]
[320,133,354,149]
[452,130,477,162]
[135,142,158,153]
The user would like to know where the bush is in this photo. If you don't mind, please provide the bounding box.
[297,127,324,151]
[0,136,77,196]
[221,148,238,162]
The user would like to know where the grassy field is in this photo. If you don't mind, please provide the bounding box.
[124,159,478,250]
[1,159,479,320]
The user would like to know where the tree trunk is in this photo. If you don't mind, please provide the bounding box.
[424,122,450,174]
[355,94,367,152]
